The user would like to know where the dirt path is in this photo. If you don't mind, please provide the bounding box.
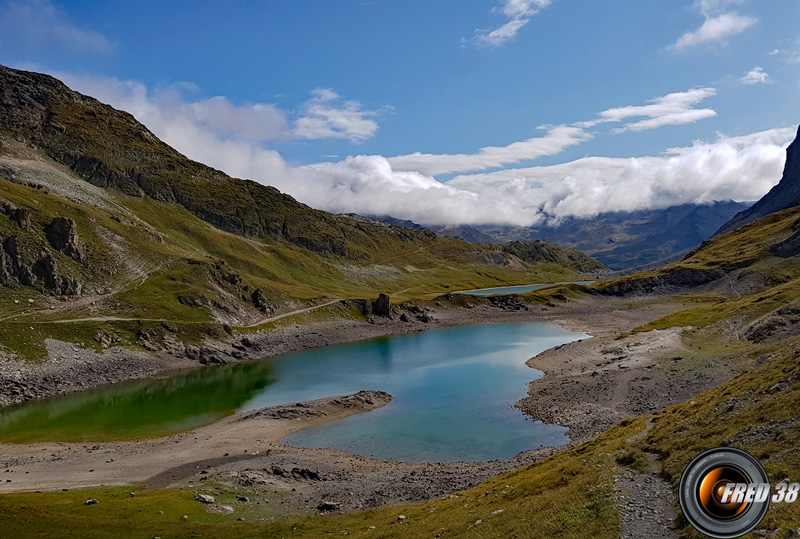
[243,299,342,328]
[615,461,678,539]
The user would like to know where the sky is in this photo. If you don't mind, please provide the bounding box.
[1,0,799,226]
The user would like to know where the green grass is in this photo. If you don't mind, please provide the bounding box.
[0,486,299,538]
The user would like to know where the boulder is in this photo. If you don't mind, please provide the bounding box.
[251,289,269,311]
[317,501,341,512]
[194,494,215,504]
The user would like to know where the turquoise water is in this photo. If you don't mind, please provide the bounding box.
[274,322,587,462]
[0,321,587,462]
[458,281,594,296]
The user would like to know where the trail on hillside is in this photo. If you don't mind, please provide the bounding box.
[243,299,342,328]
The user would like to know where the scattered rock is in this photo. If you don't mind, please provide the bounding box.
[194,494,215,504]
[84,498,99,505]
[317,501,341,512]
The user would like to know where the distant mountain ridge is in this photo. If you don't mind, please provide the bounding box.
[371,201,750,270]
[716,125,800,235]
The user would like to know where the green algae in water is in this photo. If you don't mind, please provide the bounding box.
[0,361,275,443]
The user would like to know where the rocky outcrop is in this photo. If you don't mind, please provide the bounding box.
[717,125,800,235]
[0,234,82,295]
[770,218,800,258]
[1,200,31,230]
[372,293,391,317]
[591,264,747,296]
[44,217,85,262]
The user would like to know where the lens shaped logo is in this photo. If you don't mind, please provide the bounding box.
[679,448,770,538]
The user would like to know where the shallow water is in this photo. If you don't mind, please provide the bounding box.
[457,281,594,296]
[0,321,587,462]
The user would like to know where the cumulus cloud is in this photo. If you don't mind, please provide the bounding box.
[740,66,770,85]
[52,72,290,181]
[256,128,793,227]
[0,0,114,53]
[669,0,756,51]
[469,0,551,49]
[57,72,381,149]
[294,88,381,142]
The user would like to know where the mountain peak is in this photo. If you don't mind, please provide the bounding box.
[716,125,800,235]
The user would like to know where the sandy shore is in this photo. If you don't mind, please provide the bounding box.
[0,391,393,493]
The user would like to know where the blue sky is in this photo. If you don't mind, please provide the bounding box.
[1,0,799,225]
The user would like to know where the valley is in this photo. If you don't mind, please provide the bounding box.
[1,64,799,538]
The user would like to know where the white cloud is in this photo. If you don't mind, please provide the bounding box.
[469,0,551,49]
[56,72,381,148]
[669,0,756,51]
[445,128,795,223]
[387,125,591,176]
[268,128,794,227]
[43,70,793,228]
[388,88,718,176]
[294,88,381,142]
[595,88,717,132]
[0,0,113,53]
[51,72,290,181]
[740,66,770,85]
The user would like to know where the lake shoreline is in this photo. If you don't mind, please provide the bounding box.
[0,293,705,516]
[1,292,609,408]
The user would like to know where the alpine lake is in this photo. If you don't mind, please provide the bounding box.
[0,321,588,462]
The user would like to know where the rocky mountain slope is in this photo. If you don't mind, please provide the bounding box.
[717,125,800,235]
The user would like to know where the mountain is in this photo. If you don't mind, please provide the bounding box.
[716,125,800,235]
[374,202,749,270]
[425,224,498,244]
[0,65,604,361]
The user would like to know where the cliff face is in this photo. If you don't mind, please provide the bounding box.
[716,125,800,236]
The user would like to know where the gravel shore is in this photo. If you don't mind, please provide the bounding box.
[0,293,734,517]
